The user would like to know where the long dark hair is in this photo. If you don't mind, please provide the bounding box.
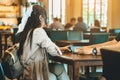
[17,5,47,56]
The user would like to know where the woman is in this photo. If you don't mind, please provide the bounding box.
[17,5,69,80]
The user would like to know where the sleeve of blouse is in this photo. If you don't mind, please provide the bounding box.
[33,28,62,56]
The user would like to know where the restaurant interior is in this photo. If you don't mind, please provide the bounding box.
[0,0,120,80]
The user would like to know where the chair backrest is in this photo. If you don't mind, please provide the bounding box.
[49,31,68,42]
[101,48,120,80]
[89,33,110,44]
[67,31,83,40]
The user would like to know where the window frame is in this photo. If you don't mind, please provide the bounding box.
[48,0,66,24]
[82,0,108,27]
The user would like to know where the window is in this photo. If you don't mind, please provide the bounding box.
[82,0,108,27]
[28,0,37,3]
[26,0,66,24]
[48,0,66,24]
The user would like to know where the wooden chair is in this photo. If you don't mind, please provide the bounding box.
[100,48,120,80]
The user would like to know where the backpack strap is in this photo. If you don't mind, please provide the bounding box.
[5,43,19,63]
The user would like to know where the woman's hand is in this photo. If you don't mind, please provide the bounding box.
[60,46,71,52]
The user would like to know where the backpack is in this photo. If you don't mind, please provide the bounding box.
[1,43,24,79]
[0,63,5,80]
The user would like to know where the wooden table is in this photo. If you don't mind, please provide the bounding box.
[50,53,103,80]
[55,39,90,46]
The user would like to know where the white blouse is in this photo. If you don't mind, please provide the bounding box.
[22,28,62,64]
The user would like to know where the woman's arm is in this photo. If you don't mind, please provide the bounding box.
[76,39,119,55]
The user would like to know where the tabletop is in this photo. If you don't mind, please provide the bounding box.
[55,39,90,46]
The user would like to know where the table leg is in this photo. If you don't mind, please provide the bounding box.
[85,66,90,77]
[73,62,79,80]
[68,65,73,80]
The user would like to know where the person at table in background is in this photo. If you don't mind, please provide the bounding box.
[64,23,72,31]
[74,17,89,32]
[94,19,101,28]
[90,19,101,32]
[17,5,69,80]
[90,19,105,32]
[69,17,76,30]
[65,17,76,30]
[49,17,64,30]
[75,32,120,55]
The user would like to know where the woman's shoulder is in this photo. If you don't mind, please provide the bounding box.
[34,27,46,34]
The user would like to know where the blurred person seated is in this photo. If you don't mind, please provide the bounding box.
[90,19,105,32]
[74,17,89,32]
[94,19,101,28]
[64,23,72,31]
[49,17,64,30]
[69,17,76,30]
[64,17,76,30]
